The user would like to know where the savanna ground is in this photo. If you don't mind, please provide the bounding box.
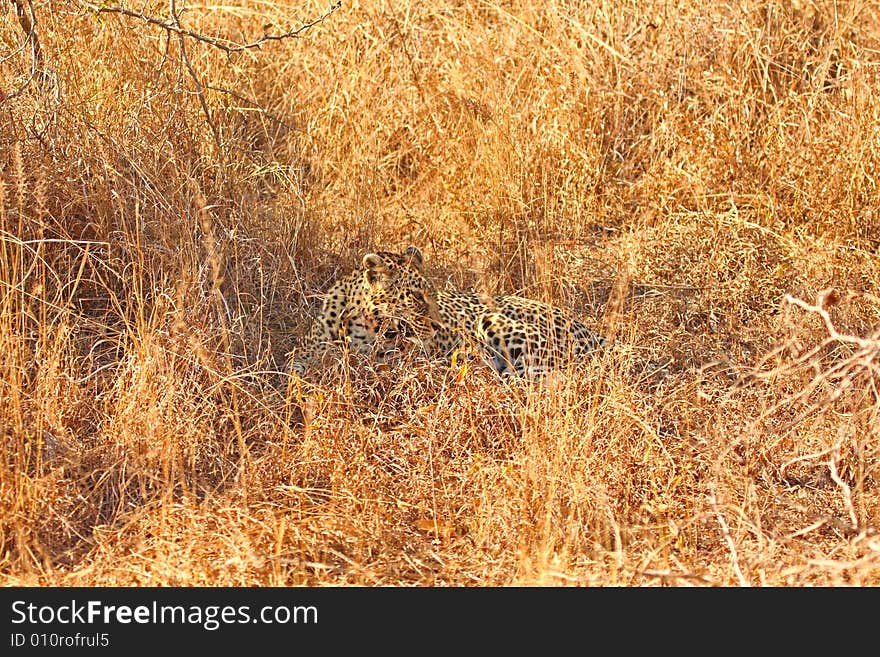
[1,0,879,586]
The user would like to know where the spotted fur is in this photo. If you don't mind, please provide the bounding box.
[290,247,605,377]
[290,246,441,375]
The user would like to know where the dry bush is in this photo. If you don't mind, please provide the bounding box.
[1,0,878,586]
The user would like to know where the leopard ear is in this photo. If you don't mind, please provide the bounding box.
[362,253,386,271]
[404,246,423,265]
[362,253,388,286]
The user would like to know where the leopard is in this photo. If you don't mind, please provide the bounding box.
[290,246,606,377]
[290,246,443,375]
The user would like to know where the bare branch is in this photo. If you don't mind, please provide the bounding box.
[65,1,340,151]
[1,0,53,106]
[77,0,342,54]
[738,290,880,435]
[827,446,860,534]
[168,0,223,153]
[784,289,880,350]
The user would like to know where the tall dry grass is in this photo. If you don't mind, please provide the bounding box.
[1,0,878,585]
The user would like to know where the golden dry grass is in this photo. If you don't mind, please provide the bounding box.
[1,0,879,586]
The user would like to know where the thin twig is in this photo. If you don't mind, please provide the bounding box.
[784,290,878,350]
[827,446,859,532]
[169,0,223,154]
[77,0,342,54]
[741,291,880,435]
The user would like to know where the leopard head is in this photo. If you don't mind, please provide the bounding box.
[361,246,442,343]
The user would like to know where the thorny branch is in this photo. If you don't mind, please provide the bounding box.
[79,0,341,153]
[77,0,342,54]
[3,0,340,135]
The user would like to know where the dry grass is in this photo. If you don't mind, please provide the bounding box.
[1,0,879,586]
